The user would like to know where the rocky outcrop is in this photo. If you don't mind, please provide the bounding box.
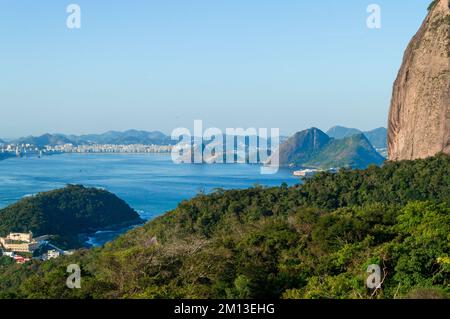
[276,128,330,167]
[388,0,450,161]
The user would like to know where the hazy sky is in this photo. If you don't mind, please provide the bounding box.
[0,0,430,138]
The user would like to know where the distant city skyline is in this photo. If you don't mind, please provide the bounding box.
[0,0,430,138]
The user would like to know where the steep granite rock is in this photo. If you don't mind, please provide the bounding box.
[276,128,331,167]
[388,0,450,160]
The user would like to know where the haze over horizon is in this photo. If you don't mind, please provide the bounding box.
[0,0,430,138]
[1,125,388,142]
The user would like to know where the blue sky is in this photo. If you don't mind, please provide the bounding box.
[0,0,430,138]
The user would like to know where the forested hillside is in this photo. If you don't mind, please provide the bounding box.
[0,154,449,299]
[0,185,143,249]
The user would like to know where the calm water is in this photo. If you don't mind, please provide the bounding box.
[0,153,298,245]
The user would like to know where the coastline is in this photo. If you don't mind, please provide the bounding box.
[80,217,145,248]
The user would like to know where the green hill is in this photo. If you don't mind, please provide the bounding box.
[0,185,143,249]
[276,128,385,169]
[304,134,385,169]
[327,126,387,149]
[0,154,448,299]
[276,128,330,166]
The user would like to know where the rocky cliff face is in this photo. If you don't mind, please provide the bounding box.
[388,0,450,161]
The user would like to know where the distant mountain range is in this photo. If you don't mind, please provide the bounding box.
[2,127,387,170]
[326,126,387,149]
[273,127,385,169]
[9,130,175,147]
[11,134,74,148]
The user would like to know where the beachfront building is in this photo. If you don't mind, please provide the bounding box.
[0,232,41,253]
[45,249,61,260]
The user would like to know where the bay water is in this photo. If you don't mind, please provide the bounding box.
[0,153,299,245]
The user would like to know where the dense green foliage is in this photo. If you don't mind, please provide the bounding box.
[0,154,449,299]
[0,185,143,249]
